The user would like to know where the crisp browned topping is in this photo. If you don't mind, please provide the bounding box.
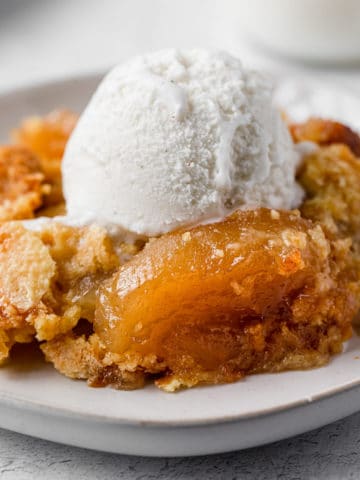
[298,144,360,239]
[290,118,360,156]
[12,110,78,206]
[41,333,146,390]
[0,146,48,221]
[0,221,120,364]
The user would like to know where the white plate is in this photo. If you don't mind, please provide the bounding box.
[1,73,360,457]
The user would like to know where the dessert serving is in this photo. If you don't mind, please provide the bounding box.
[1,49,360,392]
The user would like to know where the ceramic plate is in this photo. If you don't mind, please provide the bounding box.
[0,72,360,457]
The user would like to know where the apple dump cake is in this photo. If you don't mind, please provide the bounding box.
[1,49,360,391]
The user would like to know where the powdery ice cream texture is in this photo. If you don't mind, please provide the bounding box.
[63,49,303,236]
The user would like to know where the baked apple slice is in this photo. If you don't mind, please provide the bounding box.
[95,209,358,391]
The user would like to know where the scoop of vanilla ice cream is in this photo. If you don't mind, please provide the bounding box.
[63,49,303,236]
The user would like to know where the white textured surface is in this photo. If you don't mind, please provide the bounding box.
[2,0,360,477]
[64,49,301,235]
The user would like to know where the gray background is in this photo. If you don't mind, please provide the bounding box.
[1,1,360,478]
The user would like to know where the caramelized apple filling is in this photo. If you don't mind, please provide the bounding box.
[95,209,359,391]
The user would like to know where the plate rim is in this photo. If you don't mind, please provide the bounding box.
[1,365,360,427]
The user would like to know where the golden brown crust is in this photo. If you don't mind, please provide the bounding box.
[298,144,360,240]
[41,333,146,390]
[0,221,120,363]
[12,110,78,206]
[0,146,49,221]
[290,118,360,157]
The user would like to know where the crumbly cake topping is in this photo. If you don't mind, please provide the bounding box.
[1,112,360,392]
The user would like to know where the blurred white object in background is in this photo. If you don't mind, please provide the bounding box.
[238,0,360,63]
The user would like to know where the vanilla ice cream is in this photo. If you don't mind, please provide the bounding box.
[63,49,303,236]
